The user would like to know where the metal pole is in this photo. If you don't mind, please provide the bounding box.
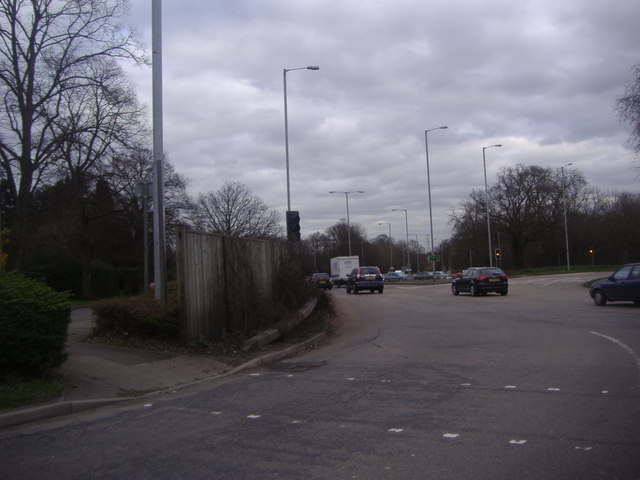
[283,69,290,212]
[378,222,392,270]
[331,190,363,256]
[404,211,410,270]
[393,209,410,270]
[152,0,166,305]
[425,126,447,279]
[345,192,352,256]
[561,163,572,272]
[284,66,319,212]
[482,144,502,267]
[410,233,420,271]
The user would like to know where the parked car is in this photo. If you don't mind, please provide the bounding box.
[383,271,410,282]
[347,266,384,294]
[433,271,451,280]
[589,262,640,306]
[412,272,433,280]
[451,267,508,296]
[310,272,332,290]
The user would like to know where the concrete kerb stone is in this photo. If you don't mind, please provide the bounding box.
[242,297,318,352]
[0,398,133,429]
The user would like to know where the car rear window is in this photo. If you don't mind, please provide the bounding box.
[360,267,379,274]
[480,268,505,276]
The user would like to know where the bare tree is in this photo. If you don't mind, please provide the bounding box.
[0,0,144,268]
[617,64,640,161]
[195,181,282,239]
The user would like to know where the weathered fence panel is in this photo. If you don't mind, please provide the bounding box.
[176,227,285,343]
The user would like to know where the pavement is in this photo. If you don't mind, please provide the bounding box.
[0,306,325,429]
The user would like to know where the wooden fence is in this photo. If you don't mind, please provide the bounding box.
[176,227,286,343]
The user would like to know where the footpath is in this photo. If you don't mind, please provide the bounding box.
[0,306,325,429]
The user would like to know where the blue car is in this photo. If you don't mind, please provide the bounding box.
[590,263,640,306]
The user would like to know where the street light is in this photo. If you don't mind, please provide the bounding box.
[410,233,420,272]
[561,163,573,272]
[482,144,502,267]
[392,209,410,270]
[284,65,319,213]
[425,126,447,278]
[378,222,393,271]
[330,190,364,256]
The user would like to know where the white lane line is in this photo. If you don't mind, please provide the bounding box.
[443,433,460,438]
[591,331,640,387]
[388,428,404,433]
[509,440,527,445]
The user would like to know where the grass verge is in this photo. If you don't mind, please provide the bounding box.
[0,374,65,410]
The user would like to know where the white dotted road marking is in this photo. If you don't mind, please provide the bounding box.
[547,387,560,392]
[443,433,460,438]
[509,440,527,445]
[388,428,404,433]
[247,414,261,419]
[504,385,517,389]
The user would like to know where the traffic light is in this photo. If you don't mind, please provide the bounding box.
[494,248,501,259]
[286,210,301,241]
[588,248,594,256]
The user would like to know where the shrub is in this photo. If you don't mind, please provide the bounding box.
[92,295,181,340]
[0,271,71,376]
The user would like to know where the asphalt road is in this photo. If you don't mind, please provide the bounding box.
[2,273,639,479]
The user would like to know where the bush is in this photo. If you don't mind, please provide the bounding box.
[0,271,71,376]
[92,295,180,340]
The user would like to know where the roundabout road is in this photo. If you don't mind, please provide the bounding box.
[2,273,639,479]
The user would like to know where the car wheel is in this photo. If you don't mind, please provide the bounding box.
[452,283,459,295]
[501,289,508,296]
[353,286,358,294]
[470,283,479,297]
[378,287,384,294]
[592,289,607,306]
[346,285,351,294]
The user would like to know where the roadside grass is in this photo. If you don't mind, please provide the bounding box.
[510,264,616,277]
[0,374,65,410]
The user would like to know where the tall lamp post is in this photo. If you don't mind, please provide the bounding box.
[482,144,502,267]
[284,65,319,212]
[392,209,410,270]
[152,0,166,305]
[410,233,420,272]
[425,126,447,278]
[561,163,573,272]
[378,222,393,271]
[330,190,364,256]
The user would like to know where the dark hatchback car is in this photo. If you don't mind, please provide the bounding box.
[590,262,640,306]
[451,267,508,296]
[310,272,332,290]
[346,266,384,294]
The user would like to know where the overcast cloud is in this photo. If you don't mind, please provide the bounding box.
[124,0,640,245]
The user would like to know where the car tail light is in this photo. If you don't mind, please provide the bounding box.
[477,275,487,281]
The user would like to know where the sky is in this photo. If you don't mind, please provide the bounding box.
[123,0,640,248]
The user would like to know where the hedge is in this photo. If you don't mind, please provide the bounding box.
[0,271,71,376]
